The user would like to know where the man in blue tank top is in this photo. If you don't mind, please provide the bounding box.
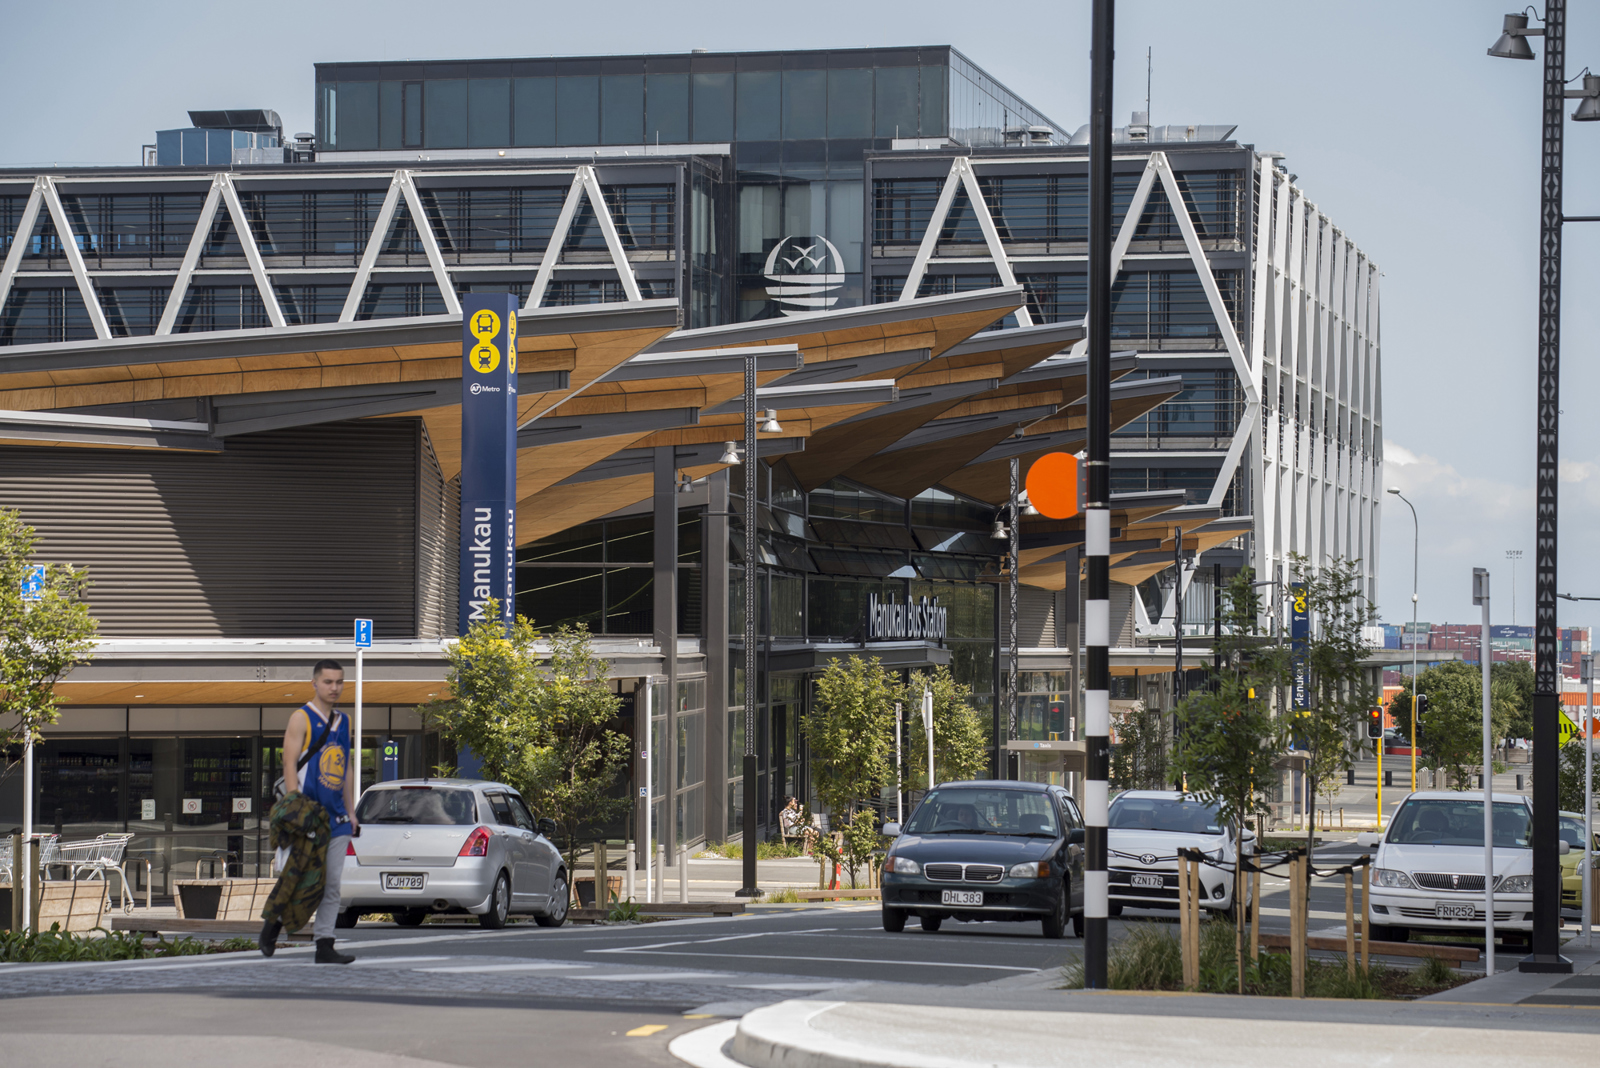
[282,659,360,963]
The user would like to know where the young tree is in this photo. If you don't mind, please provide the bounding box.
[1110,701,1169,793]
[1171,569,1289,992]
[1288,554,1378,867]
[420,608,629,872]
[1389,661,1510,789]
[804,655,897,885]
[903,665,988,789]
[0,511,98,785]
[1556,738,1600,814]
[1492,660,1535,741]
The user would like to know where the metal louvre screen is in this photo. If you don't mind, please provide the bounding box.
[1017,585,1055,648]
[415,426,453,640]
[0,420,420,637]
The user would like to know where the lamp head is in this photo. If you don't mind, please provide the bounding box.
[990,517,1009,541]
[718,441,741,465]
[759,408,783,434]
[678,471,694,494]
[1488,13,1537,60]
[1386,486,1401,495]
[1573,74,1600,121]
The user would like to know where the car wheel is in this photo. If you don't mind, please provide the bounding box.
[882,906,907,933]
[535,870,569,928]
[334,908,358,929]
[394,908,427,927]
[479,871,511,929]
[1041,889,1068,939]
[921,913,943,933]
[1072,910,1086,938]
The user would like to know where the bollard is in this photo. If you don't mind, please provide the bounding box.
[655,842,665,905]
[624,840,635,902]
[1346,768,1355,786]
[593,842,605,909]
[1517,774,1524,791]
[817,853,827,890]
[678,846,688,904]
[1384,770,1392,787]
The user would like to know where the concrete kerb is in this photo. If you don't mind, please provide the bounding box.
[708,995,1600,1068]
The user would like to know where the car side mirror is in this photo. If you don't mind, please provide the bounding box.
[1068,828,1085,846]
[537,817,558,838]
[1559,840,1572,856]
[1355,831,1381,848]
[881,822,902,837]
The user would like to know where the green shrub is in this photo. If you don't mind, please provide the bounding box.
[761,888,802,903]
[0,924,252,963]
[699,840,807,861]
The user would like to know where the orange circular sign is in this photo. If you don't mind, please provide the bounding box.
[1025,452,1080,520]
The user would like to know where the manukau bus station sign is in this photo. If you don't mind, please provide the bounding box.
[459,294,519,633]
[866,593,949,642]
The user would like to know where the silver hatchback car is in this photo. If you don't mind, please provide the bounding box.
[336,778,569,929]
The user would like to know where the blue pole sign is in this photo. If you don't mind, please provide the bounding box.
[20,564,44,601]
[1290,581,1309,712]
[381,737,400,781]
[354,618,373,648]
[459,294,519,634]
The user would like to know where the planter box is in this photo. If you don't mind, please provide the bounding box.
[175,878,277,920]
[0,880,108,932]
[574,875,623,908]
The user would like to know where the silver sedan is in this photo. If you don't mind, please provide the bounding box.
[337,778,569,929]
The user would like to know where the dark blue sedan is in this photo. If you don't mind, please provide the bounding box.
[881,780,1085,939]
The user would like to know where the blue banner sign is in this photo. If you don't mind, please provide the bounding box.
[20,564,43,601]
[381,737,400,781]
[1291,581,1309,711]
[354,618,373,648]
[459,294,519,634]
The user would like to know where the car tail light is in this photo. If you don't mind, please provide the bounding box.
[459,826,492,857]
[346,840,357,856]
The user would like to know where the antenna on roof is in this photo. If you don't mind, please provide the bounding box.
[1146,47,1152,125]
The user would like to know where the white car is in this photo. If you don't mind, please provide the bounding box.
[1355,791,1558,942]
[1107,791,1254,918]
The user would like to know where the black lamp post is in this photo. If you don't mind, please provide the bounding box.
[1486,2,1600,974]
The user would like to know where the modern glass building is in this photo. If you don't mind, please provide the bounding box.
[0,46,1379,879]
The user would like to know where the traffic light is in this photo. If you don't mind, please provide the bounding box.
[1366,708,1384,739]
[1414,693,1429,722]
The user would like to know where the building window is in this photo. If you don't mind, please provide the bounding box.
[402,82,423,148]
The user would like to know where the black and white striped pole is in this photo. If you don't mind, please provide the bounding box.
[1083,0,1115,989]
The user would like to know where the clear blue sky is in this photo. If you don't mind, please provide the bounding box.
[3,0,1599,638]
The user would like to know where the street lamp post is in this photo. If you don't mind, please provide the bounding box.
[1507,549,1524,625]
[1387,487,1419,794]
[1486,2,1600,973]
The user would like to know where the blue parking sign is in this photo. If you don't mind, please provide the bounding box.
[354,618,373,647]
[20,564,44,601]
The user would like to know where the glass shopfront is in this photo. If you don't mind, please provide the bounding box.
[0,707,427,897]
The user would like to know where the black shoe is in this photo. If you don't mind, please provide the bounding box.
[315,937,354,964]
[259,919,282,957]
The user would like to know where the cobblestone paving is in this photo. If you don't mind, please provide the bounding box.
[0,949,841,1006]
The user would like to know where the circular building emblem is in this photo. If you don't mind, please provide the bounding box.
[763,235,845,317]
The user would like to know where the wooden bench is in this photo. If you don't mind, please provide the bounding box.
[794,888,880,901]
[1257,932,1479,966]
[111,916,311,941]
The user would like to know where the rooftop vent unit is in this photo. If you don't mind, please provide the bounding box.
[1002,124,1055,147]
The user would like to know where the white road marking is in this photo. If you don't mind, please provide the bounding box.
[347,955,452,966]
[605,949,1038,972]
[734,982,842,990]
[416,962,592,974]
[590,928,839,954]
[574,971,740,982]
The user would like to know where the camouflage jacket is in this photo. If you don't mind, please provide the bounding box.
[261,792,331,933]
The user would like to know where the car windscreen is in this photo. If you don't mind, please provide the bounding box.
[1108,796,1223,835]
[904,788,1058,836]
[1387,799,1530,848]
[1558,815,1594,849]
[356,786,478,825]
